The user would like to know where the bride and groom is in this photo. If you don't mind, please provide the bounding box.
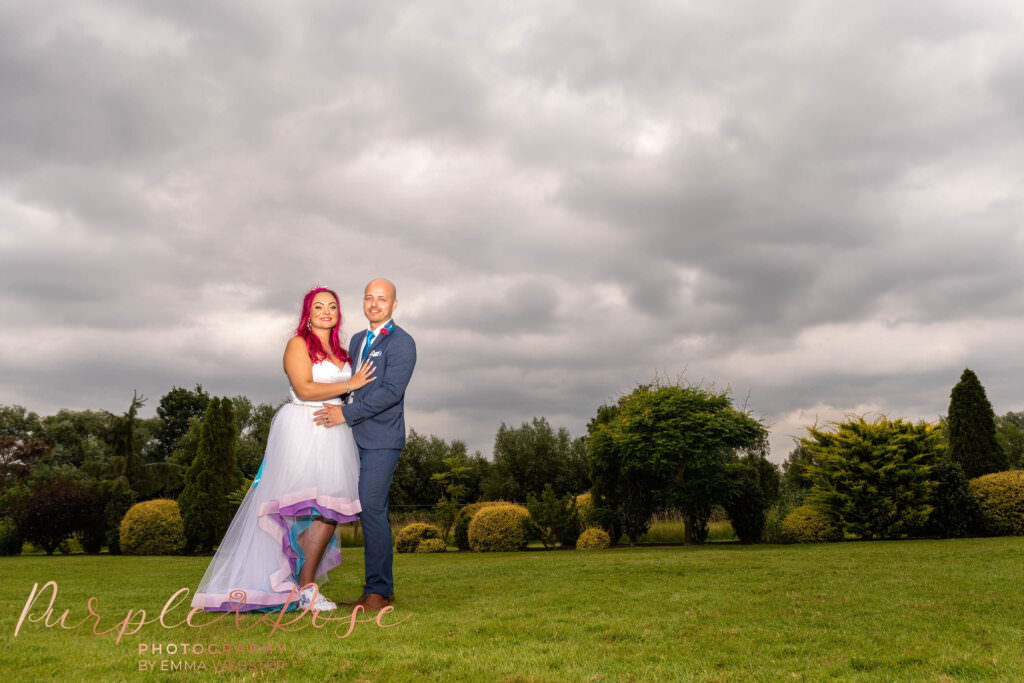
[191,278,416,613]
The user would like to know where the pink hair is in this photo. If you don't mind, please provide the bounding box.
[295,287,350,366]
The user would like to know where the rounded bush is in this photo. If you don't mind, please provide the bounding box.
[415,538,447,553]
[576,527,611,550]
[119,499,186,555]
[468,504,530,552]
[779,505,842,543]
[969,470,1024,536]
[454,502,504,551]
[395,522,442,553]
[0,518,23,556]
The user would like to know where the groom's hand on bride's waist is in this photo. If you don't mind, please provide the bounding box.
[313,404,346,428]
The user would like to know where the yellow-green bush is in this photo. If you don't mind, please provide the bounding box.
[779,505,842,543]
[454,501,505,550]
[576,527,611,550]
[574,492,593,524]
[395,522,442,553]
[415,538,447,553]
[969,470,1024,536]
[119,499,186,555]
[468,503,530,551]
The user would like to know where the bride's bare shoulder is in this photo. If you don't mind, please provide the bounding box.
[284,336,312,363]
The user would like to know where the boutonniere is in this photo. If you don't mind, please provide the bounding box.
[379,323,392,337]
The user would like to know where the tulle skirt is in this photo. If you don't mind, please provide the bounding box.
[191,402,361,611]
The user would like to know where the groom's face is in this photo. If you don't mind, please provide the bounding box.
[363,280,397,327]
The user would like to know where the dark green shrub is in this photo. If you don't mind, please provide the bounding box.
[527,484,582,549]
[780,505,843,543]
[415,538,447,553]
[762,502,792,544]
[724,459,772,544]
[179,397,242,552]
[576,527,611,550]
[78,528,105,554]
[119,499,186,555]
[586,506,623,543]
[12,470,96,554]
[468,504,530,551]
[102,476,136,554]
[0,518,22,555]
[969,470,1024,536]
[914,457,976,538]
[395,522,442,553]
[74,481,108,554]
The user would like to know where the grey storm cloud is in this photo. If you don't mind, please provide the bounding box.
[2,0,1023,460]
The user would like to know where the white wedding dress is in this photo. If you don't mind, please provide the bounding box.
[192,360,361,611]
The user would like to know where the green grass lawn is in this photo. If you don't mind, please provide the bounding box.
[2,537,1022,681]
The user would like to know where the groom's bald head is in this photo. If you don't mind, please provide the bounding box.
[366,278,396,299]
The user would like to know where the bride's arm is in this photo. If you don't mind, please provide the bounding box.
[283,337,374,401]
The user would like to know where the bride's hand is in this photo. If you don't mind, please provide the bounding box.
[348,361,376,391]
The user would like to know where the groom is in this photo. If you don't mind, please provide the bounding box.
[315,278,416,611]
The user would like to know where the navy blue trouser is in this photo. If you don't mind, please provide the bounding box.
[357,447,401,597]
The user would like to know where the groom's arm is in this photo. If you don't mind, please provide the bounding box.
[340,334,416,425]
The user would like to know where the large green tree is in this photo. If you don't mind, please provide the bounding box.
[483,418,588,501]
[0,405,43,441]
[803,416,941,539]
[588,382,768,545]
[179,397,242,552]
[40,409,111,468]
[151,385,210,462]
[390,430,469,509]
[230,396,276,478]
[948,369,1006,478]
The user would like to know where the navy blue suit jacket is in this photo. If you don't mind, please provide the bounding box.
[341,322,416,451]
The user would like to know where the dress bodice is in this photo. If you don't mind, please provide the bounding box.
[288,360,352,406]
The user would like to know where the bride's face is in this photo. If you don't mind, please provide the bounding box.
[309,292,339,331]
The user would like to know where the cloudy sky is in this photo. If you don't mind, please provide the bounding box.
[2,1,1023,461]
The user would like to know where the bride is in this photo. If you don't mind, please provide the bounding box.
[191,287,374,612]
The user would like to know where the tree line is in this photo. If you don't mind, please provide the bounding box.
[1,367,1021,553]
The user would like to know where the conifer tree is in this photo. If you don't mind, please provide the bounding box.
[178,397,242,552]
[803,416,941,539]
[948,369,1007,478]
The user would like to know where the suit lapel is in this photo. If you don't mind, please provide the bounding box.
[356,322,397,369]
[367,321,394,354]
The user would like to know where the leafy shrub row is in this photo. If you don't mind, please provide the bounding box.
[775,470,1024,543]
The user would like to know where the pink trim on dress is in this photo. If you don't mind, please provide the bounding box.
[193,490,360,611]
